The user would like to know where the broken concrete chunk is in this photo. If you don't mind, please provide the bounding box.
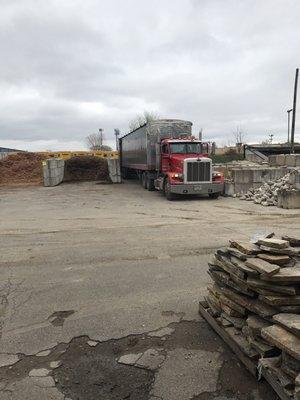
[257,238,290,249]
[87,340,98,347]
[36,349,51,357]
[0,353,19,367]
[148,327,175,338]
[29,368,50,377]
[117,353,143,366]
[50,360,62,369]
[30,376,55,387]
[245,258,280,276]
[135,349,165,370]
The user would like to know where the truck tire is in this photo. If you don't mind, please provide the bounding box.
[164,179,176,201]
[209,192,220,199]
[147,176,155,191]
[121,168,128,180]
[142,172,148,189]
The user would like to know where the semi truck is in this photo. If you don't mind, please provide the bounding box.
[119,119,224,200]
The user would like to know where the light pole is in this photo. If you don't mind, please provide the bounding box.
[291,68,299,154]
[114,129,120,151]
[287,109,293,143]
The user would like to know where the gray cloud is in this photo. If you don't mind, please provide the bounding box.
[0,0,300,150]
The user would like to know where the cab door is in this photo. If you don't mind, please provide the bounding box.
[161,143,170,174]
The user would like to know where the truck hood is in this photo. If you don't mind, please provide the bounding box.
[170,154,207,172]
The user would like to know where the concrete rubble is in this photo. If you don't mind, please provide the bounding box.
[237,171,299,207]
[199,234,300,400]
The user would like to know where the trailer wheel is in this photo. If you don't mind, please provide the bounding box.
[142,172,148,189]
[209,192,220,199]
[164,178,175,201]
[147,176,155,191]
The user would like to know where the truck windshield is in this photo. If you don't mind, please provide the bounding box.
[170,143,201,154]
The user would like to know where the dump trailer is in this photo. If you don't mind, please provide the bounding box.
[119,119,224,200]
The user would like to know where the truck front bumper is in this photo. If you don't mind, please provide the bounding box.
[170,182,224,195]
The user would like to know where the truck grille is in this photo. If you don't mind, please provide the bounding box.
[186,161,211,182]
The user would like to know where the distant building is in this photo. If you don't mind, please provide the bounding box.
[0,147,24,153]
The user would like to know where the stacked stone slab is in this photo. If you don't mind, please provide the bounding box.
[200,234,300,400]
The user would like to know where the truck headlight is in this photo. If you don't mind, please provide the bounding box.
[173,173,183,179]
[212,172,221,177]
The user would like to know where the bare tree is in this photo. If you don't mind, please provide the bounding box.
[129,111,160,131]
[233,126,245,144]
[86,131,112,151]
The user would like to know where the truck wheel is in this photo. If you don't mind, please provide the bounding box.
[147,177,155,191]
[209,192,220,199]
[121,168,128,180]
[164,179,175,201]
[142,172,148,189]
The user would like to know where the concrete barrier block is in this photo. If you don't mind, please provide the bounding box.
[286,154,297,167]
[276,154,286,166]
[43,158,65,187]
[107,158,121,183]
[231,169,253,184]
[278,190,300,209]
[224,182,235,196]
[268,155,277,166]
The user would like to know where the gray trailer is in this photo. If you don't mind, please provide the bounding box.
[120,119,192,172]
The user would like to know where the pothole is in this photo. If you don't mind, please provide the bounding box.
[0,321,278,400]
[47,310,75,326]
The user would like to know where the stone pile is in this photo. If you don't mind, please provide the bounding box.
[237,173,296,206]
[199,234,300,400]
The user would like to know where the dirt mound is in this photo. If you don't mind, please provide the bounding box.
[0,152,44,186]
[63,156,109,182]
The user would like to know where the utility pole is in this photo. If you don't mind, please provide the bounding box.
[291,68,299,154]
[99,128,103,148]
[287,108,293,143]
[114,129,120,151]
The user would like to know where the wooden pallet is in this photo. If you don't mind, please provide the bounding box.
[198,301,293,400]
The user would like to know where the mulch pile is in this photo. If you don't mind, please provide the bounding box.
[0,152,44,186]
[63,156,109,182]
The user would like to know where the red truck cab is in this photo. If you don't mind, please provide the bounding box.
[154,138,224,200]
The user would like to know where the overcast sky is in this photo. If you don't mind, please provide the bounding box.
[0,0,300,151]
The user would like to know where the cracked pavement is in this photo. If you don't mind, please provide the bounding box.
[0,181,299,399]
